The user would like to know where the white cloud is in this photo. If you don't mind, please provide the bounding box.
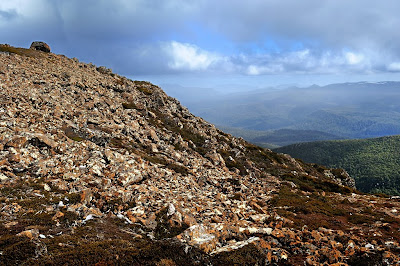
[163,41,223,71]
[345,52,364,65]
[236,49,374,75]
[247,65,284,75]
[157,41,378,75]
[387,62,400,72]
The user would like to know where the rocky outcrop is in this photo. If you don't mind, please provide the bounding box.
[30,41,50,53]
[0,44,399,265]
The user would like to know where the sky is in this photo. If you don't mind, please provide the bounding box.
[2,0,400,92]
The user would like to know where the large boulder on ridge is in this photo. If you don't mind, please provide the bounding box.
[30,41,50,53]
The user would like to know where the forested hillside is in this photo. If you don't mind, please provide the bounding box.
[274,135,400,195]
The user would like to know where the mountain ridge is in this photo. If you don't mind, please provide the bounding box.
[1,44,400,264]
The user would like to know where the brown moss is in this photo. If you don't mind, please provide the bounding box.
[109,137,141,153]
[146,109,208,156]
[17,218,209,265]
[245,143,283,164]
[0,45,43,58]
[270,186,347,228]
[115,77,125,86]
[122,102,137,109]
[58,211,80,226]
[347,213,374,224]
[218,149,247,176]
[156,259,176,266]
[63,126,85,141]
[143,154,168,165]
[133,80,152,86]
[281,173,354,194]
[66,192,81,204]
[20,212,55,227]
[154,207,188,239]
[166,163,189,175]
[211,243,267,265]
[137,87,153,95]
[1,238,38,264]
[347,251,385,266]
[100,197,136,213]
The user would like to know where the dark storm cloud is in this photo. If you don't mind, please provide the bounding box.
[58,0,190,41]
[201,0,400,51]
[52,0,207,74]
[0,0,198,72]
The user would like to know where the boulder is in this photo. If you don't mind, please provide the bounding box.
[30,41,51,53]
[96,66,112,74]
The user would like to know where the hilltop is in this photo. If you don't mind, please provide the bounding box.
[0,44,400,265]
[275,135,400,196]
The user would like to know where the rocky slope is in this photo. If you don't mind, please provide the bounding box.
[0,44,400,265]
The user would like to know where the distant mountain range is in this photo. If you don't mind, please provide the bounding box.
[169,81,400,146]
[274,135,400,195]
[217,127,343,148]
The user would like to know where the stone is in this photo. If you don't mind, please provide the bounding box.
[30,41,51,52]
[181,224,218,253]
[0,173,8,181]
[43,183,51,191]
[167,203,176,216]
[32,133,58,149]
[5,136,27,148]
[249,201,266,214]
[52,211,65,221]
[17,228,40,239]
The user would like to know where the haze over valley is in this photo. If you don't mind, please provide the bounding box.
[163,81,400,147]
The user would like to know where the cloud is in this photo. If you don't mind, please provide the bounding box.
[162,41,223,71]
[55,0,199,42]
[155,42,377,75]
[345,52,364,65]
[0,9,17,20]
[200,0,400,51]
[387,62,400,72]
[233,49,373,75]
[1,0,400,79]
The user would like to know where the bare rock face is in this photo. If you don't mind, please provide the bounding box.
[30,41,50,53]
[0,45,399,265]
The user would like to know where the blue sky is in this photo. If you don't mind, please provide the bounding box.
[2,0,400,91]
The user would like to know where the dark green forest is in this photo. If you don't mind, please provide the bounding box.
[274,135,400,195]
